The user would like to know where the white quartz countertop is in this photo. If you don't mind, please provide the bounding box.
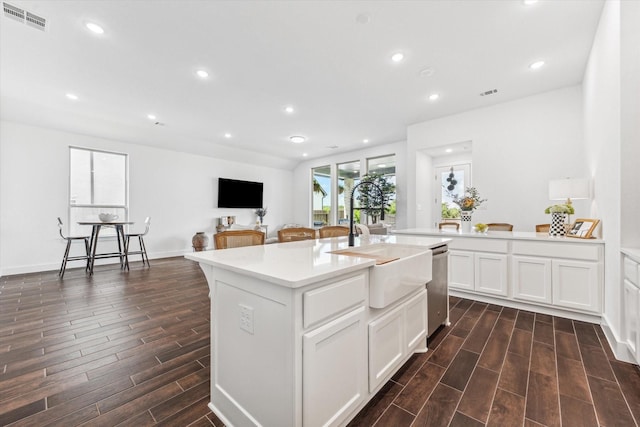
[393,228,605,244]
[184,234,450,288]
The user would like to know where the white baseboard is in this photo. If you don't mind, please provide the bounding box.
[600,315,637,364]
[0,249,193,277]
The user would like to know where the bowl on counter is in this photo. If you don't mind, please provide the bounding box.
[98,213,119,222]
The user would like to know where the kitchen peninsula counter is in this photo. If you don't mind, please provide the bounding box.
[185,235,449,427]
[394,228,605,322]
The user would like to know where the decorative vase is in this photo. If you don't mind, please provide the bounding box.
[192,232,209,251]
[549,212,566,237]
[460,210,473,233]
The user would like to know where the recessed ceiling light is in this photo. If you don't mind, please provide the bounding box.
[378,164,386,168]
[224,133,232,138]
[302,153,308,157]
[196,70,209,78]
[290,136,306,143]
[284,106,295,114]
[529,60,545,70]
[65,93,78,100]
[420,67,435,77]
[391,52,404,63]
[445,148,453,153]
[429,93,440,101]
[523,0,538,5]
[147,114,156,120]
[85,22,104,34]
[363,139,369,144]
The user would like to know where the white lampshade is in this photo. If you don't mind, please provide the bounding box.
[549,178,590,202]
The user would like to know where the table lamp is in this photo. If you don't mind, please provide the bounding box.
[549,177,590,225]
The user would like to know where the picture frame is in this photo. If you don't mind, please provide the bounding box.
[567,218,600,239]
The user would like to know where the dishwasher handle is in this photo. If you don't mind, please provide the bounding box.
[431,245,448,256]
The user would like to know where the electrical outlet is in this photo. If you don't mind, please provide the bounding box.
[239,304,254,334]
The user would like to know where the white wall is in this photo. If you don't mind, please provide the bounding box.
[407,86,587,231]
[292,141,407,228]
[0,121,293,275]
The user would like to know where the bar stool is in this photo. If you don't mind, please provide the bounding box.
[125,217,151,269]
[57,217,90,278]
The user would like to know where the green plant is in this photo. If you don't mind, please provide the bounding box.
[452,187,486,212]
[545,204,575,214]
[441,203,460,219]
[356,172,396,224]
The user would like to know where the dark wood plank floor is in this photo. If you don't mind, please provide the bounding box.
[1,257,639,426]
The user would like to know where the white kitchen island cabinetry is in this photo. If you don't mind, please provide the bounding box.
[185,234,448,427]
[622,249,640,364]
[395,229,604,322]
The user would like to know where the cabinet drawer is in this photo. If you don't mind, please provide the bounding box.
[448,238,508,253]
[624,256,639,285]
[304,273,366,328]
[512,241,600,261]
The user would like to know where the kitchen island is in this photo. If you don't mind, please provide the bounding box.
[185,234,449,427]
[394,228,605,322]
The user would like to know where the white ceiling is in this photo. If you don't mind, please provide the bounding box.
[0,0,604,170]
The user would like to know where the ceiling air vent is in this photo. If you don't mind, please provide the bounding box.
[480,89,498,97]
[3,2,46,31]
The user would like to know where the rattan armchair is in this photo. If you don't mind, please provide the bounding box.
[214,230,265,250]
[438,222,460,231]
[535,224,550,233]
[318,226,350,238]
[486,223,514,231]
[277,227,316,242]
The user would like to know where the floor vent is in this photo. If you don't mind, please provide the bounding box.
[480,89,498,97]
[3,2,46,31]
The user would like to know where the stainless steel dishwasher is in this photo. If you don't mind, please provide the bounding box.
[427,244,449,337]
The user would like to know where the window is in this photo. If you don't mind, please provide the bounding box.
[435,163,470,225]
[337,161,360,225]
[69,147,128,235]
[312,166,331,227]
[364,155,396,226]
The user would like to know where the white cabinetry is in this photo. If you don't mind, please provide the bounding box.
[623,253,640,364]
[511,241,602,314]
[368,289,427,392]
[449,239,508,297]
[303,307,367,427]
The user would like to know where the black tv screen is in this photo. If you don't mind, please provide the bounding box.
[217,178,263,208]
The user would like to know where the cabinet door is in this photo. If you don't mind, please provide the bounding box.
[303,307,367,427]
[512,256,552,304]
[368,304,404,392]
[449,250,474,290]
[475,253,509,296]
[624,280,639,363]
[404,289,428,350]
[552,260,600,313]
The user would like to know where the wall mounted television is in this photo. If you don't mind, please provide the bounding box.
[217,178,264,208]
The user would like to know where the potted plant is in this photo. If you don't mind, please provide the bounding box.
[452,187,486,232]
[545,204,574,236]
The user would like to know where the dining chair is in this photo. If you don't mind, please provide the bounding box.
[355,223,370,236]
[125,217,151,269]
[535,224,550,233]
[277,227,316,242]
[438,222,460,231]
[486,223,514,231]
[57,217,91,278]
[214,230,265,249]
[318,226,350,238]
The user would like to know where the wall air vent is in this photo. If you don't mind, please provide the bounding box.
[3,2,46,31]
[480,89,498,97]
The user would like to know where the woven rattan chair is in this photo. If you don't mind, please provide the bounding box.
[319,226,350,238]
[57,217,91,278]
[486,223,514,231]
[214,230,265,250]
[535,224,550,233]
[277,227,316,242]
[438,222,460,231]
[125,217,151,269]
